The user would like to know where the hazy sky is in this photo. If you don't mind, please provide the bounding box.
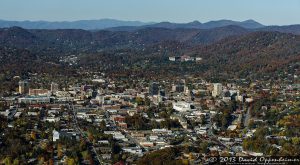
[0,0,300,25]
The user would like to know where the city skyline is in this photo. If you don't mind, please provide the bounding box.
[1,0,300,164]
[0,0,300,25]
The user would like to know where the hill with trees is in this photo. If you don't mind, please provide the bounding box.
[0,26,300,95]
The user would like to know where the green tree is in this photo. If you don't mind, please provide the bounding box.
[3,156,12,165]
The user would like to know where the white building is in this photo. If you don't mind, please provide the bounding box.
[122,147,143,155]
[18,96,51,104]
[212,83,222,97]
[149,135,159,141]
[45,117,60,123]
[245,98,254,103]
[53,130,60,142]
[50,82,59,93]
[169,57,176,61]
[152,129,172,134]
[195,57,203,61]
[173,101,194,112]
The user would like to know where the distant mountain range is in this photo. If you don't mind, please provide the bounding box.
[1,24,300,53]
[0,19,265,30]
[1,19,300,36]
[108,19,264,31]
[0,19,153,30]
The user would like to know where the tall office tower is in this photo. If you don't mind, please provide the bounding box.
[159,89,166,97]
[212,83,222,97]
[149,82,159,96]
[19,80,29,94]
[51,82,59,93]
[171,83,185,93]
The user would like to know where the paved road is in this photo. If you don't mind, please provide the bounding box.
[70,103,104,165]
[205,113,232,151]
[244,104,251,128]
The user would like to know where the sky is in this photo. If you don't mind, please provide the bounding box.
[0,0,300,25]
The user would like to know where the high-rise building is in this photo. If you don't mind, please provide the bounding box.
[51,82,59,93]
[159,89,166,97]
[212,83,222,97]
[149,82,159,96]
[171,84,185,93]
[19,80,29,94]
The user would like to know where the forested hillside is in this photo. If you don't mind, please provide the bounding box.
[0,26,300,93]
